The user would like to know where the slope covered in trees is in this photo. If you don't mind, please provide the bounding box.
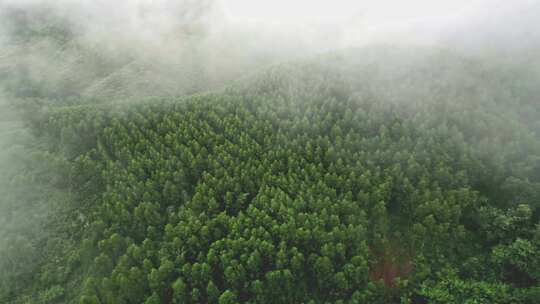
[2,48,540,303]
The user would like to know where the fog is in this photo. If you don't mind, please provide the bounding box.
[1,0,540,301]
[0,0,538,103]
[224,0,539,48]
[1,0,538,45]
[0,0,538,216]
[0,2,538,191]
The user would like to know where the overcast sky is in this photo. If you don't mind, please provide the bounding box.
[223,0,482,23]
[221,0,539,46]
[1,0,538,52]
[222,0,532,25]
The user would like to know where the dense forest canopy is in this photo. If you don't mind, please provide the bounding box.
[1,1,540,303]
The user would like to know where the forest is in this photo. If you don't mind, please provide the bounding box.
[1,1,540,303]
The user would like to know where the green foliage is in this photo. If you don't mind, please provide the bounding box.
[2,48,540,303]
[419,271,512,304]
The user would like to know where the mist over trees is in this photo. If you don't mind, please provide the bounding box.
[1,1,540,303]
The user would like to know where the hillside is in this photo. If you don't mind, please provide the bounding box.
[0,2,302,103]
[1,48,540,303]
